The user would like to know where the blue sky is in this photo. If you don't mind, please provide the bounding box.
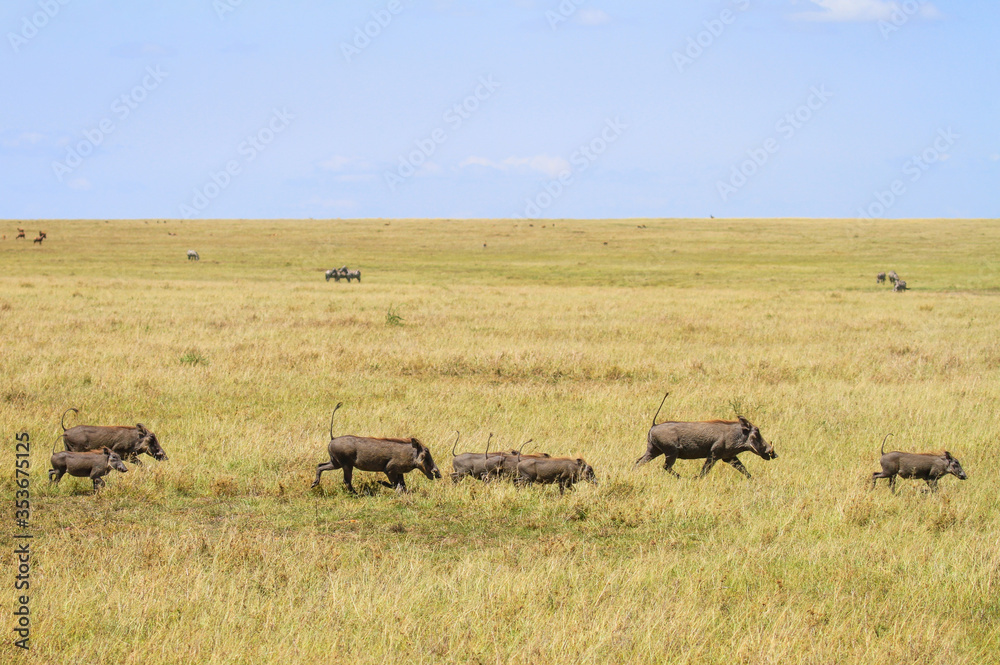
[1,0,996,220]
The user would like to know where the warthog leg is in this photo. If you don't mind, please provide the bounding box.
[662,454,681,478]
[341,465,356,494]
[49,468,63,483]
[386,472,407,492]
[634,446,663,468]
[698,457,718,477]
[312,461,337,488]
[91,476,106,493]
[724,458,752,479]
[926,478,939,492]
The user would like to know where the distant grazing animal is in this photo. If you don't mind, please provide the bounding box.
[311,403,442,494]
[876,272,886,284]
[49,447,128,493]
[16,228,25,239]
[32,235,43,244]
[324,269,337,282]
[56,408,168,465]
[871,434,967,493]
[893,280,907,292]
[187,250,200,261]
[344,269,361,283]
[635,392,777,479]
[38,231,46,239]
[515,456,597,494]
[888,270,899,285]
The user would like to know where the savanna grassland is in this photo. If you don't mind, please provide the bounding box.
[1,218,999,664]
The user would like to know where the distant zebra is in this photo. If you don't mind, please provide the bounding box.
[324,269,340,282]
[344,269,361,283]
[893,280,907,292]
[876,272,886,284]
[187,250,200,261]
[887,270,899,285]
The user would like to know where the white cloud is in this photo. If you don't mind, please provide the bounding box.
[791,0,940,22]
[460,154,571,178]
[575,8,611,26]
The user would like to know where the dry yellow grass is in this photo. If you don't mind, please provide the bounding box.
[1,218,998,663]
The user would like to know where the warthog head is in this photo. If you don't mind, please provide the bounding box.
[943,451,967,480]
[739,416,777,460]
[136,424,168,461]
[104,447,129,473]
[411,439,442,480]
[577,461,597,484]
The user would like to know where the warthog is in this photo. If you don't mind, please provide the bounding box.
[876,272,886,284]
[311,403,442,493]
[57,408,168,465]
[450,433,507,483]
[893,279,907,292]
[187,250,199,261]
[635,392,777,479]
[515,456,597,494]
[49,447,128,492]
[871,433,967,493]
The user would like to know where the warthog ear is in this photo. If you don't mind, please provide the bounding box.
[738,416,751,432]
[102,447,111,455]
[410,438,422,450]
[944,451,953,459]
[136,423,148,435]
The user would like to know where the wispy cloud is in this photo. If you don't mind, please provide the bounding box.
[460,154,571,178]
[791,0,940,22]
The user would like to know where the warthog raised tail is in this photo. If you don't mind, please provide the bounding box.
[635,392,776,479]
[312,403,442,493]
[871,433,966,493]
[57,408,168,465]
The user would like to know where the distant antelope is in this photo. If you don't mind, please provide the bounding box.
[38,231,47,239]
[16,228,25,239]
[33,235,44,245]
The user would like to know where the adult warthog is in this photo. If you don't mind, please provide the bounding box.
[56,408,168,465]
[871,433,967,493]
[450,433,507,483]
[311,403,442,493]
[635,392,777,479]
